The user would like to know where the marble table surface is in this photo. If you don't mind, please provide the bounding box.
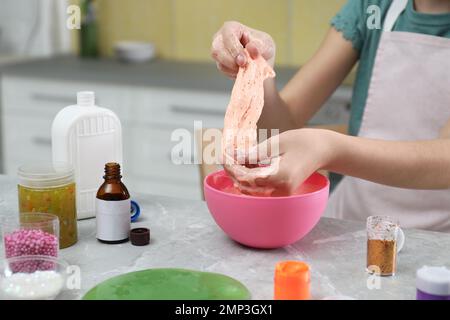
[0,175,449,300]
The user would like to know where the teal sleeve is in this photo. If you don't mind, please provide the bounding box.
[331,0,367,52]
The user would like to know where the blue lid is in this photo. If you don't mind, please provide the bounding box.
[130,200,141,222]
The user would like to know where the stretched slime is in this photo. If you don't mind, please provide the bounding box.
[222,50,275,164]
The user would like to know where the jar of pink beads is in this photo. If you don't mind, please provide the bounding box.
[1,213,59,259]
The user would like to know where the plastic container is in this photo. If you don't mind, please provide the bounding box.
[204,170,329,249]
[18,163,77,248]
[416,266,450,300]
[0,255,68,300]
[274,261,310,300]
[2,213,59,258]
[52,91,123,220]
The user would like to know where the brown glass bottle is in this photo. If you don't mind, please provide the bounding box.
[96,163,130,244]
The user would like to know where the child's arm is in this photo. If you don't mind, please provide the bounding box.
[211,21,359,133]
[228,129,450,195]
[329,132,450,190]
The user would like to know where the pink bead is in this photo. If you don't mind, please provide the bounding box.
[4,229,58,273]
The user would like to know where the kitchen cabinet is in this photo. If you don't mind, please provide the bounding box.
[0,59,351,200]
[1,76,227,199]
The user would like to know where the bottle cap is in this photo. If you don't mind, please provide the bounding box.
[130,228,150,246]
[77,91,95,107]
[274,261,310,300]
[416,266,450,296]
[130,200,141,222]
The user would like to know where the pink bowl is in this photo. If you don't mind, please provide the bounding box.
[204,170,330,249]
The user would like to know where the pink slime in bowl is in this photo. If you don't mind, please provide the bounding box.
[204,170,330,249]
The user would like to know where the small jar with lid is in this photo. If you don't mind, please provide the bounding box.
[416,266,450,300]
[17,163,77,249]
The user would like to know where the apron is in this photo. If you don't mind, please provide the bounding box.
[325,0,450,232]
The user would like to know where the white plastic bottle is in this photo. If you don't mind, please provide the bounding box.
[52,91,123,220]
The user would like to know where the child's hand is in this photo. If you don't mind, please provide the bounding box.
[211,21,276,78]
[225,129,337,196]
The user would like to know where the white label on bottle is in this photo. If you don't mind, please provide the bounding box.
[96,199,130,241]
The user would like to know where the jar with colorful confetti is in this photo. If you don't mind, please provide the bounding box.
[18,163,77,248]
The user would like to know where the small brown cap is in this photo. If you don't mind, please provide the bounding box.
[130,228,150,246]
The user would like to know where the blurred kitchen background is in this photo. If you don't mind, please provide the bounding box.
[0,0,352,200]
